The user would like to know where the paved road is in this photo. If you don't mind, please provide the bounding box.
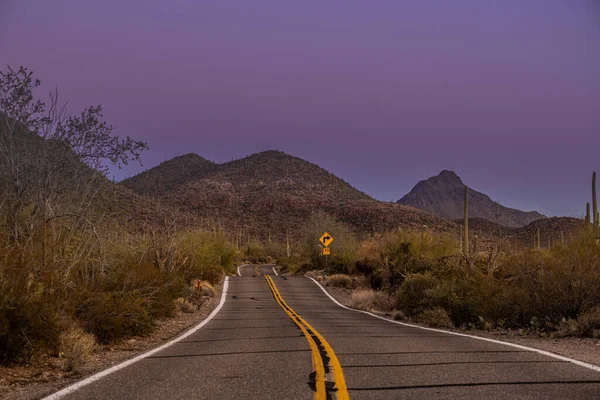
[47,265,600,400]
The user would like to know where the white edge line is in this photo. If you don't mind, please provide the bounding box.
[43,277,231,400]
[237,264,252,276]
[308,277,600,374]
[272,266,278,276]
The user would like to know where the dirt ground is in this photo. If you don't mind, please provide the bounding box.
[323,285,600,368]
[0,283,223,400]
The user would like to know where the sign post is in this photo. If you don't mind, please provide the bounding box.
[319,232,334,269]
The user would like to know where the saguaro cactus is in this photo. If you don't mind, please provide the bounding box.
[463,186,469,256]
[593,172,598,232]
[586,202,591,227]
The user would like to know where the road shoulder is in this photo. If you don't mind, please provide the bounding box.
[0,282,225,400]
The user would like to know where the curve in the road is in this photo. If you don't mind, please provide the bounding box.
[266,275,349,400]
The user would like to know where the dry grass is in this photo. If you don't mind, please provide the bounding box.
[325,274,352,288]
[417,307,454,328]
[174,298,196,314]
[59,325,97,372]
[349,289,394,312]
[372,291,395,312]
[349,289,374,310]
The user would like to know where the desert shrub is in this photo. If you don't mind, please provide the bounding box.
[245,240,267,263]
[296,263,317,275]
[555,307,600,338]
[395,272,437,316]
[554,318,579,338]
[349,289,375,310]
[325,274,353,288]
[327,259,351,275]
[368,268,385,291]
[392,310,406,321]
[0,256,60,364]
[76,291,154,344]
[356,231,458,293]
[172,231,236,279]
[417,307,454,328]
[373,290,395,312]
[275,256,302,275]
[355,259,379,277]
[355,239,380,275]
[148,290,178,319]
[422,276,482,326]
[577,307,600,338]
[349,289,394,312]
[500,236,600,325]
[174,298,196,314]
[104,262,185,319]
[59,325,97,372]
[201,267,224,285]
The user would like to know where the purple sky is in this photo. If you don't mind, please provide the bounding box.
[2,1,599,217]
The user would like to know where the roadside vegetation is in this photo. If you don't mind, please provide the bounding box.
[291,225,600,339]
[246,203,600,339]
[0,67,236,367]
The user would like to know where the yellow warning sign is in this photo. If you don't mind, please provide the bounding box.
[322,247,331,256]
[319,232,334,247]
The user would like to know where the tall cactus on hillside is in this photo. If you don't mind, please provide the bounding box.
[463,186,469,256]
[593,172,598,232]
[586,202,591,228]
[592,171,598,233]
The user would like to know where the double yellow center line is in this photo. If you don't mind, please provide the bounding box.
[265,275,349,400]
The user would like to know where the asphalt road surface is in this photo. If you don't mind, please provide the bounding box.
[46,264,600,400]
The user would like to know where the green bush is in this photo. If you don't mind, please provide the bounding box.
[418,307,454,328]
[395,272,437,316]
[76,291,155,344]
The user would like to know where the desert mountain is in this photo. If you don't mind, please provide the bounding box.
[121,150,456,239]
[121,153,218,196]
[397,170,545,228]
